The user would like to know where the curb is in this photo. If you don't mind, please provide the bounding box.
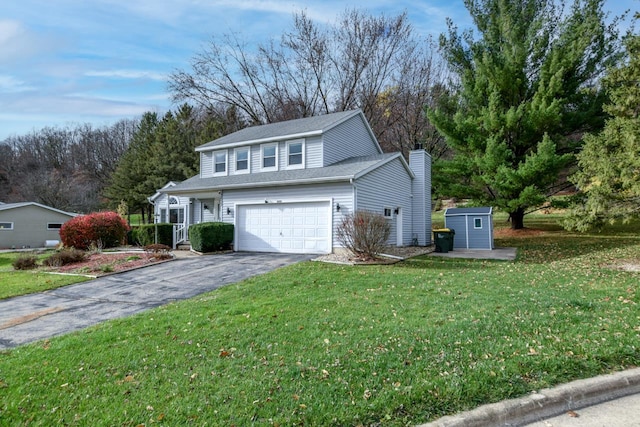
[418,368,640,427]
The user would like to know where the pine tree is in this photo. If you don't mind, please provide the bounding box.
[565,24,640,230]
[428,0,620,228]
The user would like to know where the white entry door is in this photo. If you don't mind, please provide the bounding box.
[236,201,331,254]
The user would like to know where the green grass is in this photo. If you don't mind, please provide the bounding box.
[0,216,639,425]
[0,252,90,299]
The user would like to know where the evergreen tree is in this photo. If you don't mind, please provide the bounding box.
[565,24,640,230]
[428,0,620,228]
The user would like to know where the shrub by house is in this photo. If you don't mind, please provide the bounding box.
[60,212,130,250]
[189,222,234,253]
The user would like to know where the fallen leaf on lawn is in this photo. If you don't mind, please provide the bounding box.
[567,410,579,418]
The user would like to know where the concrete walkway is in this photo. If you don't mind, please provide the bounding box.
[0,252,313,349]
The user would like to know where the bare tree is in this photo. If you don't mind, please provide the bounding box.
[169,9,449,158]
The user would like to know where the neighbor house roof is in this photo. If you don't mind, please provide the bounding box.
[161,153,411,195]
[0,202,78,217]
[196,109,381,153]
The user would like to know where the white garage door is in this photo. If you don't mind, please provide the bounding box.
[236,201,331,254]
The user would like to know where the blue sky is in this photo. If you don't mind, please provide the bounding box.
[0,0,634,141]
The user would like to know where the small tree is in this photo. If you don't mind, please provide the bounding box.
[337,210,390,261]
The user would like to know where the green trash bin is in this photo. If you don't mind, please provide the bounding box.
[447,228,455,251]
[433,229,451,253]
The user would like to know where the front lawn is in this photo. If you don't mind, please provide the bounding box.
[0,252,90,300]
[0,216,638,425]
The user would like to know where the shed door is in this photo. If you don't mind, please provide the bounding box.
[236,201,331,254]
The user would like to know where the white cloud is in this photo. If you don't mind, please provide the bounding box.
[0,74,35,93]
[85,69,167,81]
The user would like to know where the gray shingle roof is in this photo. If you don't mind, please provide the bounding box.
[196,110,362,151]
[0,202,78,216]
[161,153,401,194]
[445,207,493,215]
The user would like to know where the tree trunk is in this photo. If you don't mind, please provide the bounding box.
[510,208,525,230]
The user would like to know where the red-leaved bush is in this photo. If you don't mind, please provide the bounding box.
[60,211,130,250]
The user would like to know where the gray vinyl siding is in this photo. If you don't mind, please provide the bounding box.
[323,115,381,166]
[221,182,353,250]
[305,135,323,168]
[445,214,493,250]
[0,206,74,249]
[200,152,213,178]
[409,150,432,246]
[353,158,413,246]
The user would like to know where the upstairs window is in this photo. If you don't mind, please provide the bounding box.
[262,143,278,171]
[287,140,304,169]
[214,150,227,175]
[235,147,249,173]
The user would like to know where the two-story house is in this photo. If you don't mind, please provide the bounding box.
[149,109,431,254]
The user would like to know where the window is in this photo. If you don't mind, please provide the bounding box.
[235,147,249,173]
[383,207,393,219]
[262,143,278,170]
[159,208,167,223]
[474,218,483,229]
[0,222,13,230]
[170,208,185,224]
[47,223,63,230]
[214,151,227,175]
[287,140,304,168]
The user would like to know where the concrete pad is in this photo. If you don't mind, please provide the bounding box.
[428,247,517,261]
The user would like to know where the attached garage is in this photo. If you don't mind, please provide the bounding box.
[235,201,331,254]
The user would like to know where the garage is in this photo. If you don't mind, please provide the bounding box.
[236,201,331,254]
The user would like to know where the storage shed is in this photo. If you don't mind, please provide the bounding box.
[444,207,494,250]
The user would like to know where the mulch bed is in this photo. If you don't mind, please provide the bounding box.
[45,252,171,276]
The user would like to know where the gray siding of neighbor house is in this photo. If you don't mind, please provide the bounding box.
[323,115,381,166]
[0,206,74,249]
[354,158,413,246]
[410,150,432,246]
[220,182,353,249]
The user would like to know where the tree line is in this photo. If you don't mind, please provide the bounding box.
[2,1,636,230]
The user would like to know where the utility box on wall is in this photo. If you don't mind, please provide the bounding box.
[444,207,494,250]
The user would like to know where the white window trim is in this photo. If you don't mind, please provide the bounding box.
[286,139,305,170]
[234,147,250,174]
[0,222,13,230]
[47,223,63,230]
[474,217,483,229]
[383,207,393,219]
[213,150,228,176]
[261,142,278,171]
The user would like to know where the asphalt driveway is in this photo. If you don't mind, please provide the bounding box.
[0,252,313,349]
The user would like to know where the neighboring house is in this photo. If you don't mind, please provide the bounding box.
[152,109,432,254]
[444,207,494,250]
[0,202,78,249]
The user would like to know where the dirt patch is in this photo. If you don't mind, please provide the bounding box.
[613,261,640,273]
[43,252,172,276]
[494,228,546,238]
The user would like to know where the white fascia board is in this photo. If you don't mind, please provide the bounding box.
[196,130,324,152]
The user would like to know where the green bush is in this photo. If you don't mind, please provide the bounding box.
[131,224,173,247]
[189,222,234,253]
[12,254,38,270]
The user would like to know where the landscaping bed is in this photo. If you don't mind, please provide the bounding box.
[49,251,172,276]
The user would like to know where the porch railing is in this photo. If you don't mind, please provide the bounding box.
[173,224,188,249]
